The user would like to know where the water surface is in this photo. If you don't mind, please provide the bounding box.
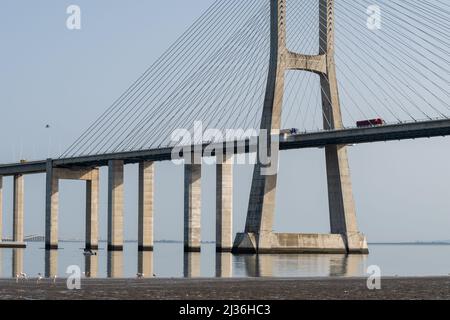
[1,242,450,278]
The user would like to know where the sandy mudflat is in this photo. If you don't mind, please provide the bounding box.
[0,277,449,300]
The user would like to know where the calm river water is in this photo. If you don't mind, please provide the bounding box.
[1,242,450,278]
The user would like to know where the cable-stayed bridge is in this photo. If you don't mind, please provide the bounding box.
[0,0,449,258]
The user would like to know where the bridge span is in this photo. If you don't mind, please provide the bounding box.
[1,118,449,176]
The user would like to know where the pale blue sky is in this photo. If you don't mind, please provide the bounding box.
[0,0,449,242]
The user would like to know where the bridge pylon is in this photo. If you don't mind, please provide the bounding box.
[232,0,368,254]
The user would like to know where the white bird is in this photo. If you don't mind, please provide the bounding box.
[20,272,28,280]
[37,273,43,284]
[52,275,57,284]
[15,274,20,283]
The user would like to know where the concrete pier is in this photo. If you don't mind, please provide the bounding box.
[45,160,100,250]
[234,0,287,253]
[318,0,368,254]
[233,232,366,254]
[216,155,233,252]
[45,160,59,249]
[138,161,154,251]
[108,160,124,251]
[325,145,368,253]
[184,162,201,252]
[85,169,99,250]
[13,175,24,243]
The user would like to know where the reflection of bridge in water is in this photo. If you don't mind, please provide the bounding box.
[1,248,367,279]
[238,254,367,278]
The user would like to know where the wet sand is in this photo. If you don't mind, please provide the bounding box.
[0,277,449,300]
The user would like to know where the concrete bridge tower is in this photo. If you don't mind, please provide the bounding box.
[233,0,368,254]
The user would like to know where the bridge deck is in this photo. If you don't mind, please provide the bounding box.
[0,118,449,176]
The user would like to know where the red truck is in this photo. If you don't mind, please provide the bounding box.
[356,118,385,128]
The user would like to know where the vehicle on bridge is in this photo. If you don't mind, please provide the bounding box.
[280,128,299,138]
[356,118,385,128]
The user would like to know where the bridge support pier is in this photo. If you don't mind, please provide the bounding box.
[45,160,100,250]
[138,161,154,251]
[85,169,99,250]
[216,154,233,252]
[184,161,201,252]
[108,160,124,251]
[45,161,59,249]
[13,175,24,243]
[326,145,368,253]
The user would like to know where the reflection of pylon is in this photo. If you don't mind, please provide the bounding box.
[233,0,368,254]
